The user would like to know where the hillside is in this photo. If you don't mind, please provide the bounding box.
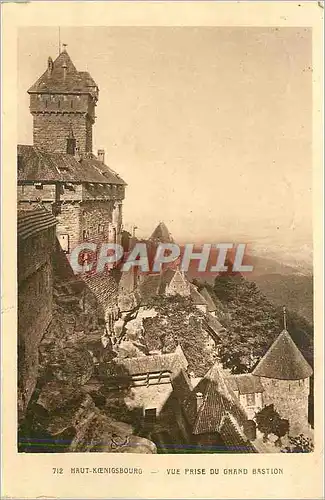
[252,273,313,324]
[196,274,313,374]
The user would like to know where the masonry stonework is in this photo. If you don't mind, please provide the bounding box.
[18,221,56,421]
[260,377,310,435]
[32,113,93,153]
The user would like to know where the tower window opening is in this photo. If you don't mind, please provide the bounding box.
[71,100,74,109]
[246,393,256,407]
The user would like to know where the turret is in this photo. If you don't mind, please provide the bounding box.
[28,45,98,154]
[252,311,313,435]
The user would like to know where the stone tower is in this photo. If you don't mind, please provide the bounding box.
[28,46,98,154]
[252,328,313,435]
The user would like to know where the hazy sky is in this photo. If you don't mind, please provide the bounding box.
[18,27,312,252]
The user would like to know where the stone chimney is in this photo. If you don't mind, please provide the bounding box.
[196,392,204,412]
[97,149,105,163]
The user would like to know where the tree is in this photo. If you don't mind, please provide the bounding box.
[255,404,289,444]
[281,434,314,453]
[207,273,313,374]
[142,295,215,376]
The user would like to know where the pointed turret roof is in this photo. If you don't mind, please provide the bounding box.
[28,49,98,96]
[149,222,174,243]
[252,329,313,380]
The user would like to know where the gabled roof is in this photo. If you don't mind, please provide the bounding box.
[18,207,57,240]
[252,329,313,380]
[184,360,248,436]
[226,374,264,395]
[28,50,98,96]
[111,345,188,377]
[149,222,174,243]
[17,145,126,185]
[200,287,217,312]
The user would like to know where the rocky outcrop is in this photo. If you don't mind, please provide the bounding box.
[18,273,156,454]
[30,382,156,453]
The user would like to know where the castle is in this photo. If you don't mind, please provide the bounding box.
[17,46,126,252]
[16,46,313,449]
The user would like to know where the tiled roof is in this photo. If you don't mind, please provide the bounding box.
[139,274,161,304]
[200,287,217,312]
[149,222,174,243]
[220,414,258,453]
[184,360,248,437]
[190,284,208,306]
[17,145,126,185]
[28,50,98,95]
[17,207,57,240]
[226,374,264,395]
[252,329,313,380]
[112,345,188,377]
[82,269,119,312]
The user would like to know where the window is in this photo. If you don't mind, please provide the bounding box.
[58,234,70,253]
[83,229,90,241]
[246,393,256,407]
[144,408,157,424]
[98,223,104,233]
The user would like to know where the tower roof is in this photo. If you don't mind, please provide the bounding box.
[28,49,98,96]
[252,329,313,380]
[149,222,174,243]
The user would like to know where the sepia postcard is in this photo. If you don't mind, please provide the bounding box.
[1,1,324,499]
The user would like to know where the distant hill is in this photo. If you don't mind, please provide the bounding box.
[251,273,313,324]
[184,249,313,323]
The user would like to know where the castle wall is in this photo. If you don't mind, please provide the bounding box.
[239,392,263,420]
[260,377,310,435]
[18,227,55,421]
[18,185,124,251]
[32,112,93,153]
[81,200,120,244]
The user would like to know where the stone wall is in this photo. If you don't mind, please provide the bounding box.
[56,203,82,252]
[18,185,124,251]
[239,392,263,420]
[32,112,93,153]
[81,200,123,244]
[260,377,310,435]
[18,226,56,421]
